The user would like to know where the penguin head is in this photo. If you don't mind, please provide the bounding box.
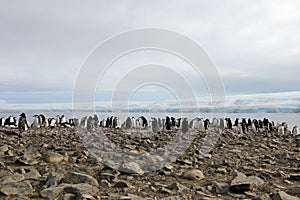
[20,113,26,118]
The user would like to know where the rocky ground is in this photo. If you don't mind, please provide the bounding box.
[0,126,300,200]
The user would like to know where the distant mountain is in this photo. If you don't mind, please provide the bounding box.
[1,91,300,113]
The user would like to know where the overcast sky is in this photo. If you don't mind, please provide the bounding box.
[0,0,300,104]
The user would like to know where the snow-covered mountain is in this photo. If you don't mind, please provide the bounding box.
[1,91,300,113]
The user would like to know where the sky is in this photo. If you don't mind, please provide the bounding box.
[0,0,300,105]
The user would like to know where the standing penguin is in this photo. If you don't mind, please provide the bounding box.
[60,115,67,125]
[18,113,29,133]
[125,117,132,129]
[86,116,95,131]
[151,118,159,133]
[219,118,225,129]
[278,126,285,135]
[4,116,17,127]
[292,126,299,135]
[227,118,233,129]
[176,118,182,128]
[93,114,99,128]
[39,114,48,127]
[165,116,171,131]
[31,115,40,129]
[181,118,189,133]
[198,118,205,132]
[0,117,5,126]
[204,119,210,130]
[234,118,239,126]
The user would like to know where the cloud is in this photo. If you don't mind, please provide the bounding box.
[0,0,300,103]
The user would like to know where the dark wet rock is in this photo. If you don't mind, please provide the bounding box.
[183,169,205,180]
[286,186,300,196]
[159,187,173,195]
[289,174,300,181]
[114,180,131,188]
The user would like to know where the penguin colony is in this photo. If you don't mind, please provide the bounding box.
[0,113,299,135]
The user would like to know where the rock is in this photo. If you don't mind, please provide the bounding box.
[66,172,99,187]
[212,181,230,194]
[114,180,131,188]
[216,167,227,174]
[230,172,264,192]
[46,171,64,186]
[159,187,173,195]
[161,196,182,200]
[289,174,300,181]
[77,193,97,200]
[287,186,300,195]
[18,145,41,165]
[24,167,41,180]
[167,182,188,191]
[254,193,272,200]
[0,173,25,184]
[272,191,300,200]
[99,172,116,181]
[64,183,99,196]
[40,185,65,199]
[6,149,14,156]
[182,159,193,165]
[100,180,111,187]
[0,144,9,153]
[43,151,64,163]
[0,180,33,196]
[183,169,205,180]
[163,164,174,171]
[57,193,76,200]
[119,162,144,175]
[119,193,146,200]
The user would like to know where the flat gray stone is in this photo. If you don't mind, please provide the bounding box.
[46,171,64,186]
[66,172,98,187]
[0,173,24,184]
[230,172,264,192]
[119,162,144,175]
[40,185,65,199]
[0,180,33,196]
[64,183,99,195]
[273,191,300,200]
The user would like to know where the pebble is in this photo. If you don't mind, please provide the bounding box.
[183,169,205,180]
